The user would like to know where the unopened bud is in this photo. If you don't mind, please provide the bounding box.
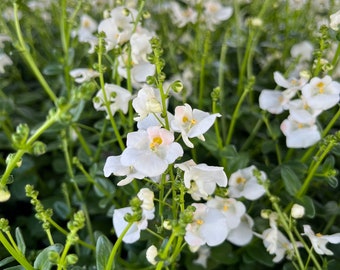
[171,80,183,93]
[163,220,172,230]
[291,204,305,219]
[0,186,10,202]
[66,254,78,265]
[146,245,158,265]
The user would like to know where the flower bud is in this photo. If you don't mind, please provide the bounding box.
[146,245,158,265]
[0,186,11,202]
[171,80,183,93]
[48,251,60,264]
[66,254,78,265]
[291,204,305,219]
[32,141,47,156]
[163,220,172,230]
[137,188,154,211]
[260,209,273,219]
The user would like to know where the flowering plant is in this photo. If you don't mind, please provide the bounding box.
[0,0,340,269]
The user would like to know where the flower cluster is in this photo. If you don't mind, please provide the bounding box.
[259,72,340,148]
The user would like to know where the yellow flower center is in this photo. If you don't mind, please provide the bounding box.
[182,116,196,125]
[196,219,204,225]
[150,136,162,150]
[223,205,229,211]
[316,232,323,237]
[83,19,90,28]
[236,177,246,185]
[316,82,325,94]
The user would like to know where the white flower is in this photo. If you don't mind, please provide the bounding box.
[274,71,308,92]
[259,71,306,114]
[117,54,156,88]
[76,14,98,42]
[0,53,12,74]
[290,41,314,62]
[228,165,266,200]
[301,75,340,111]
[185,203,229,250]
[132,85,163,121]
[261,227,296,262]
[280,115,321,148]
[93,83,132,117]
[103,155,145,186]
[120,126,183,177]
[175,160,227,200]
[171,103,221,148]
[169,2,198,28]
[130,28,154,64]
[206,197,245,230]
[146,245,158,265]
[303,225,340,255]
[330,10,340,31]
[291,204,305,219]
[227,214,254,246]
[112,206,154,244]
[203,1,233,30]
[98,6,137,51]
[69,68,99,83]
[287,98,322,125]
[259,90,292,114]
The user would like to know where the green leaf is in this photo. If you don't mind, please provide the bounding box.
[15,228,26,255]
[246,240,274,267]
[4,266,25,270]
[220,145,249,175]
[94,177,115,198]
[43,63,63,76]
[33,244,63,270]
[281,166,302,196]
[297,196,315,218]
[0,257,15,267]
[96,235,113,270]
[210,242,239,265]
[53,201,70,219]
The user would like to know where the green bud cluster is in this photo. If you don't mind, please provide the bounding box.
[11,123,29,149]
[25,185,53,231]
[124,197,143,223]
[66,210,85,245]
[0,218,10,232]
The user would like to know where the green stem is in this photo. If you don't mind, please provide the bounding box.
[198,31,210,109]
[265,195,305,269]
[60,0,72,97]
[57,240,72,270]
[296,139,335,199]
[61,133,95,246]
[97,36,125,151]
[13,3,57,103]
[301,107,340,163]
[47,217,95,250]
[218,30,229,140]
[155,232,178,270]
[330,42,340,76]
[292,226,322,270]
[0,104,71,187]
[262,114,282,165]
[0,231,34,270]
[225,79,252,145]
[105,222,133,270]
